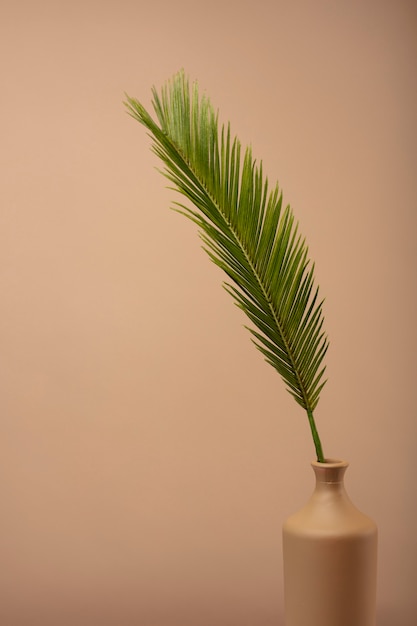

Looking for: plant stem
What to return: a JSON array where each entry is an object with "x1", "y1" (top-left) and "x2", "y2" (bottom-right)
[{"x1": 307, "y1": 409, "x2": 325, "y2": 462}]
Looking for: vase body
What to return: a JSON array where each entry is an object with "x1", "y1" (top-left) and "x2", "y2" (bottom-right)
[{"x1": 282, "y1": 459, "x2": 377, "y2": 626}]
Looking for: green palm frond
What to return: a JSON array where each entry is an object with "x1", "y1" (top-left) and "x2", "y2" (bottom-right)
[{"x1": 125, "y1": 70, "x2": 328, "y2": 461}]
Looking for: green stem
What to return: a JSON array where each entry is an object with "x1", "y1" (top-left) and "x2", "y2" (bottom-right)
[{"x1": 307, "y1": 409, "x2": 325, "y2": 462}]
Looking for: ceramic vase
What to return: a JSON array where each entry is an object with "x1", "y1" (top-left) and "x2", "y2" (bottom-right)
[{"x1": 282, "y1": 459, "x2": 377, "y2": 626}]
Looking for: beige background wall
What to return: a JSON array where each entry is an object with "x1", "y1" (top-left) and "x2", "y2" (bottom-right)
[{"x1": 1, "y1": 1, "x2": 416, "y2": 624}]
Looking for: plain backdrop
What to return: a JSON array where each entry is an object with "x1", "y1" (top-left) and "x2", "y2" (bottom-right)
[{"x1": 1, "y1": 1, "x2": 416, "y2": 625}]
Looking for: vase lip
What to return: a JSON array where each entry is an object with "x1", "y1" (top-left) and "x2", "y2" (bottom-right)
[
  {"x1": 311, "y1": 458, "x2": 349, "y2": 468},
  {"x1": 311, "y1": 459, "x2": 349, "y2": 483}
]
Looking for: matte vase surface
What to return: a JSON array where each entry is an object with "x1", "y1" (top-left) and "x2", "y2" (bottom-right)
[{"x1": 282, "y1": 459, "x2": 377, "y2": 626}]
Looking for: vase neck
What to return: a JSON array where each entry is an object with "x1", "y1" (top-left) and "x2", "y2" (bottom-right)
[{"x1": 311, "y1": 459, "x2": 348, "y2": 485}]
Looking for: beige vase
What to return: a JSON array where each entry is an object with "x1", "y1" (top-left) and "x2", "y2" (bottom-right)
[{"x1": 282, "y1": 459, "x2": 377, "y2": 626}]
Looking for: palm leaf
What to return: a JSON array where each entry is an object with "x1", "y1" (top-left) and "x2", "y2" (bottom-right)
[{"x1": 125, "y1": 70, "x2": 328, "y2": 461}]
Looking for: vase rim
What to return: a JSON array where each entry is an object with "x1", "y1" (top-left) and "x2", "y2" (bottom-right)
[{"x1": 311, "y1": 458, "x2": 349, "y2": 468}]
